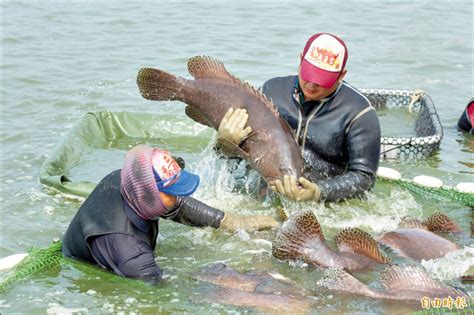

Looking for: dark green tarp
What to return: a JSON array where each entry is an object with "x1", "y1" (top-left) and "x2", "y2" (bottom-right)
[{"x1": 39, "y1": 110, "x2": 174, "y2": 197}]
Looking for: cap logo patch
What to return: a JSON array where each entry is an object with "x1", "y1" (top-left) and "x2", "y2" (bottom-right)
[
  {"x1": 304, "y1": 34, "x2": 345, "y2": 72},
  {"x1": 152, "y1": 149, "x2": 181, "y2": 188}
]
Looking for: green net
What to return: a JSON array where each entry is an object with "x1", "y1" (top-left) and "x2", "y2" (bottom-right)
[
  {"x1": 0, "y1": 240, "x2": 63, "y2": 292},
  {"x1": 412, "y1": 304, "x2": 473, "y2": 315},
  {"x1": 0, "y1": 240, "x2": 157, "y2": 293},
  {"x1": 379, "y1": 178, "x2": 474, "y2": 207}
]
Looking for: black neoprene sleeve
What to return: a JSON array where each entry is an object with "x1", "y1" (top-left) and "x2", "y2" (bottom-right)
[{"x1": 163, "y1": 196, "x2": 225, "y2": 228}]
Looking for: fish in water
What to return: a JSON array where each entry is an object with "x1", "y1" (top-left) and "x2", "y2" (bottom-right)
[
  {"x1": 272, "y1": 211, "x2": 389, "y2": 270},
  {"x1": 319, "y1": 264, "x2": 469, "y2": 301},
  {"x1": 203, "y1": 286, "x2": 314, "y2": 314},
  {"x1": 136, "y1": 56, "x2": 305, "y2": 183},
  {"x1": 193, "y1": 263, "x2": 314, "y2": 313},
  {"x1": 397, "y1": 212, "x2": 461, "y2": 233},
  {"x1": 377, "y1": 212, "x2": 460, "y2": 261},
  {"x1": 193, "y1": 262, "x2": 306, "y2": 296}
]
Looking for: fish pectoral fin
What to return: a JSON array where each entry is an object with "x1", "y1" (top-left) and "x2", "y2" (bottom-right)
[
  {"x1": 423, "y1": 212, "x2": 461, "y2": 233},
  {"x1": 272, "y1": 210, "x2": 324, "y2": 262},
  {"x1": 334, "y1": 228, "x2": 389, "y2": 264},
  {"x1": 293, "y1": 211, "x2": 325, "y2": 241},
  {"x1": 398, "y1": 216, "x2": 428, "y2": 230},
  {"x1": 317, "y1": 268, "x2": 381, "y2": 299},
  {"x1": 379, "y1": 265, "x2": 464, "y2": 298},
  {"x1": 216, "y1": 138, "x2": 249, "y2": 159},
  {"x1": 185, "y1": 106, "x2": 213, "y2": 127}
]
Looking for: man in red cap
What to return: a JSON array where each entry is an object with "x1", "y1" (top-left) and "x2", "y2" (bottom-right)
[
  {"x1": 62, "y1": 145, "x2": 277, "y2": 283},
  {"x1": 218, "y1": 33, "x2": 380, "y2": 202}
]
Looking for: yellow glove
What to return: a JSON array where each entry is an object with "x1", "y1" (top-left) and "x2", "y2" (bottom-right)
[
  {"x1": 219, "y1": 212, "x2": 278, "y2": 232},
  {"x1": 269, "y1": 175, "x2": 321, "y2": 202},
  {"x1": 218, "y1": 108, "x2": 252, "y2": 145}
]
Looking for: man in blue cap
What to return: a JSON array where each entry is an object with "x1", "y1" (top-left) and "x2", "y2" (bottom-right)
[{"x1": 62, "y1": 145, "x2": 277, "y2": 283}]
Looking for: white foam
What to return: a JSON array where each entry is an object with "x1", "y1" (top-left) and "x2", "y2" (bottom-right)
[
  {"x1": 421, "y1": 246, "x2": 474, "y2": 281},
  {"x1": 251, "y1": 238, "x2": 272, "y2": 247},
  {"x1": 43, "y1": 206, "x2": 55, "y2": 215},
  {"x1": 268, "y1": 271, "x2": 292, "y2": 283},
  {"x1": 318, "y1": 189, "x2": 422, "y2": 233},
  {"x1": 47, "y1": 304, "x2": 87, "y2": 315}
]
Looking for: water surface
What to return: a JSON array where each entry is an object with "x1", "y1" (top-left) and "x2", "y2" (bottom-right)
[{"x1": 1, "y1": 1, "x2": 472, "y2": 314}]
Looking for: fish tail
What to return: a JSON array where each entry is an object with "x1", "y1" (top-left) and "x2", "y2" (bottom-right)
[
  {"x1": 334, "y1": 228, "x2": 390, "y2": 264},
  {"x1": 272, "y1": 210, "x2": 324, "y2": 261},
  {"x1": 318, "y1": 268, "x2": 383, "y2": 299},
  {"x1": 136, "y1": 68, "x2": 185, "y2": 101},
  {"x1": 423, "y1": 212, "x2": 461, "y2": 233}
]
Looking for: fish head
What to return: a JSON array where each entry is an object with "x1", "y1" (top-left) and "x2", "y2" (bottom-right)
[{"x1": 254, "y1": 140, "x2": 305, "y2": 183}]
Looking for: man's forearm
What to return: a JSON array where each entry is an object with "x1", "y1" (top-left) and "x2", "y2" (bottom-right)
[
  {"x1": 164, "y1": 196, "x2": 224, "y2": 228},
  {"x1": 317, "y1": 170, "x2": 375, "y2": 202}
]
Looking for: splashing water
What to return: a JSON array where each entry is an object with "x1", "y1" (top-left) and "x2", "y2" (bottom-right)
[{"x1": 421, "y1": 246, "x2": 474, "y2": 281}]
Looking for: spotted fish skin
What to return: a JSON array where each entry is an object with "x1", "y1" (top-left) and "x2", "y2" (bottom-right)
[
  {"x1": 272, "y1": 211, "x2": 388, "y2": 270},
  {"x1": 319, "y1": 265, "x2": 469, "y2": 301}
]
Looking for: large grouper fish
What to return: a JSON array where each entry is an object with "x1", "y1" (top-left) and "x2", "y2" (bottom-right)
[
  {"x1": 319, "y1": 264, "x2": 468, "y2": 301},
  {"x1": 192, "y1": 263, "x2": 315, "y2": 313},
  {"x1": 136, "y1": 56, "x2": 305, "y2": 183},
  {"x1": 272, "y1": 210, "x2": 390, "y2": 270},
  {"x1": 377, "y1": 212, "x2": 461, "y2": 261}
]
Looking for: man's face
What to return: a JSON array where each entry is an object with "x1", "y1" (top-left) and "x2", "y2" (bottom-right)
[{"x1": 297, "y1": 64, "x2": 346, "y2": 101}]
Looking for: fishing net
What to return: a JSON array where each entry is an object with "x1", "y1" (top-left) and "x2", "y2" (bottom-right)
[
  {"x1": 0, "y1": 240, "x2": 63, "y2": 292},
  {"x1": 361, "y1": 89, "x2": 443, "y2": 160},
  {"x1": 412, "y1": 304, "x2": 473, "y2": 315},
  {"x1": 0, "y1": 240, "x2": 156, "y2": 293},
  {"x1": 378, "y1": 178, "x2": 474, "y2": 207}
]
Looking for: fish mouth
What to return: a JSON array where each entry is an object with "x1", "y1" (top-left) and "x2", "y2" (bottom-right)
[
  {"x1": 279, "y1": 167, "x2": 299, "y2": 178},
  {"x1": 263, "y1": 169, "x2": 301, "y2": 185}
]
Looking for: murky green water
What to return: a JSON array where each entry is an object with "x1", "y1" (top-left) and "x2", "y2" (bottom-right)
[{"x1": 1, "y1": 1, "x2": 472, "y2": 314}]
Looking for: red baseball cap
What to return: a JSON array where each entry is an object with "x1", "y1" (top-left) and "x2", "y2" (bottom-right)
[{"x1": 300, "y1": 33, "x2": 348, "y2": 89}]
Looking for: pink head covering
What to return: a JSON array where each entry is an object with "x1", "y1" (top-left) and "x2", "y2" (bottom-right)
[{"x1": 120, "y1": 145, "x2": 168, "y2": 220}]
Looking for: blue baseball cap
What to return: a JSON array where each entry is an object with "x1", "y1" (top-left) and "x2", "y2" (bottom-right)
[{"x1": 151, "y1": 149, "x2": 200, "y2": 196}]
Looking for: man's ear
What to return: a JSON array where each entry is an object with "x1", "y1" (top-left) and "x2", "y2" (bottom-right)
[{"x1": 338, "y1": 70, "x2": 347, "y2": 83}]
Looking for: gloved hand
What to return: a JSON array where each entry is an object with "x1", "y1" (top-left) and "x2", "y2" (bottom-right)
[
  {"x1": 269, "y1": 175, "x2": 321, "y2": 202},
  {"x1": 217, "y1": 108, "x2": 252, "y2": 145},
  {"x1": 219, "y1": 212, "x2": 278, "y2": 232}
]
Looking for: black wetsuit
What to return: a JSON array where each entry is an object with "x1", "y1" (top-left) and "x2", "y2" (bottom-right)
[
  {"x1": 62, "y1": 170, "x2": 224, "y2": 283},
  {"x1": 262, "y1": 76, "x2": 381, "y2": 202}
]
